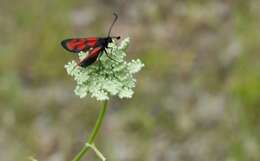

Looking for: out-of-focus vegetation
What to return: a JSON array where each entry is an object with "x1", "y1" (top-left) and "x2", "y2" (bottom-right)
[{"x1": 1, "y1": 0, "x2": 260, "y2": 161}]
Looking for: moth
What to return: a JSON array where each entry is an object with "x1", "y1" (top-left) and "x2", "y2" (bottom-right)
[{"x1": 61, "y1": 13, "x2": 120, "y2": 68}]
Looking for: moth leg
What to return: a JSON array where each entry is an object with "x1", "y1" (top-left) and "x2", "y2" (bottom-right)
[
  {"x1": 104, "y1": 49, "x2": 119, "y2": 62},
  {"x1": 97, "y1": 52, "x2": 105, "y2": 71},
  {"x1": 97, "y1": 58, "x2": 102, "y2": 72},
  {"x1": 103, "y1": 50, "x2": 122, "y2": 80}
]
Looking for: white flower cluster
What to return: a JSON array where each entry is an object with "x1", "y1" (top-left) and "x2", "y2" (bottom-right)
[{"x1": 64, "y1": 38, "x2": 144, "y2": 101}]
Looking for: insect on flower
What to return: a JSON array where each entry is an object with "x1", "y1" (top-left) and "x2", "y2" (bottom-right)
[{"x1": 61, "y1": 13, "x2": 120, "y2": 68}]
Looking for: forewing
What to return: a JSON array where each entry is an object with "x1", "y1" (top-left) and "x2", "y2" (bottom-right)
[
  {"x1": 78, "y1": 46, "x2": 103, "y2": 68},
  {"x1": 61, "y1": 37, "x2": 97, "y2": 53}
]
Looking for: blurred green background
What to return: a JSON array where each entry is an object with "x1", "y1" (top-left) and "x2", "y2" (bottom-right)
[{"x1": 1, "y1": 0, "x2": 260, "y2": 161}]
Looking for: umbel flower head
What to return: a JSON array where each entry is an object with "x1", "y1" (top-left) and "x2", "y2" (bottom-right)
[{"x1": 65, "y1": 37, "x2": 144, "y2": 101}]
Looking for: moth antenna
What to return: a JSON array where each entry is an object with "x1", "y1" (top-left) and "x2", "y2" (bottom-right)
[{"x1": 107, "y1": 13, "x2": 118, "y2": 37}]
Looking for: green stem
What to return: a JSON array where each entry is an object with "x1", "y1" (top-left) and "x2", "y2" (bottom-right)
[{"x1": 71, "y1": 100, "x2": 108, "y2": 161}]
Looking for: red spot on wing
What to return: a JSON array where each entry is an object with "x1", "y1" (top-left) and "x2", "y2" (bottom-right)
[
  {"x1": 84, "y1": 37, "x2": 97, "y2": 47},
  {"x1": 61, "y1": 38, "x2": 97, "y2": 53},
  {"x1": 78, "y1": 47, "x2": 102, "y2": 67},
  {"x1": 87, "y1": 46, "x2": 102, "y2": 58}
]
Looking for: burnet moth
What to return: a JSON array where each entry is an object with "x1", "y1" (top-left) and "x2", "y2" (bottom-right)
[{"x1": 61, "y1": 13, "x2": 120, "y2": 68}]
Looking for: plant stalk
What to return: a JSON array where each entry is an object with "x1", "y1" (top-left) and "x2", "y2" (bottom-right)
[{"x1": 71, "y1": 100, "x2": 108, "y2": 161}]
